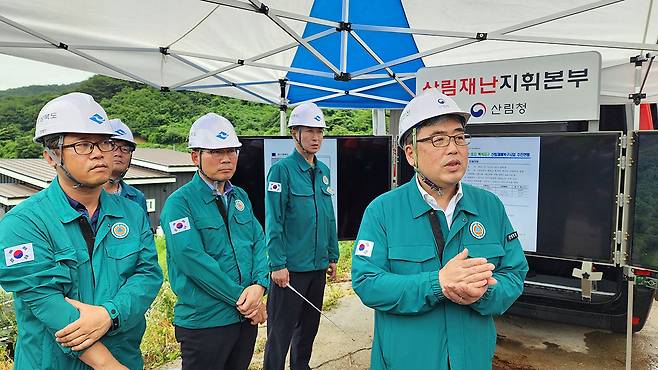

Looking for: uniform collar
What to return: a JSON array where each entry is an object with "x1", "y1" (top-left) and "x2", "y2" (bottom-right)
[
  {"x1": 408, "y1": 178, "x2": 478, "y2": 218},
  {"x1": 453, "y1": 183, "x2": 479, "y2": 217},
  {"x1": 415, "y1": 175, "x2": 463, "y2": 212},
  {"x1": 406, "y1": 180, "x2": 433, "y2": 219},
  {"x1": 119, "y1": 180, "x2": 137, "y2": 198},
  {"x1": 291, "y1": 148, "x2": 315, "y2": 172},
  {"x1": 47, "y1": 177, "x2": 121, "y2": 223},
  {"x1": 191, "y1": 172, "x2": 220, "y2": 204}
]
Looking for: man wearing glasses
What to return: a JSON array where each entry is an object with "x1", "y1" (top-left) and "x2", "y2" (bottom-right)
[
  {"x1": 351, "y1": 91, "x2": 528, "y2": 370},
  {"x1": 0, "y1": 92, "x2": 163, "y2": 369},
  {"x1": 104, "y1": 119, "x2": 148, "y2": 215},
  {"x1": 160, "y1": 113, "x2": 269, "y2": 370}
]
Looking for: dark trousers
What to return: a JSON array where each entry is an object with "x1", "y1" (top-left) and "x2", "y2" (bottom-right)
[
  {"x1": 174, "y1": 321, "x2": 258, "y2": 370},
  {"x1": 264, "y1": 270, "x2": 327, "y2": 370}
]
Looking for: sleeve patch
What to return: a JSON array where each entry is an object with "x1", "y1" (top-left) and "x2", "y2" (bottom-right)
[
  {"x1": 267, "y1": 181, "x2": 282, "y2": 193},
  {"x1": 506, "y1": 231, "x2": 519, "y2": 242},
  {"x1": 169, "y1": 217, "x2": 191, "y2": 235},
  {"x1": 355, "y1": 240, "x2": 374, "y2": 257},
  {"x1": 4, "y1": 243, "x2": 35, "y2": 266}
]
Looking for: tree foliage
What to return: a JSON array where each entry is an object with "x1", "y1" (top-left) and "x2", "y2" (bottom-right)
[{"x1": 0, "y1": 75, "x2": 374, "y2": 158}]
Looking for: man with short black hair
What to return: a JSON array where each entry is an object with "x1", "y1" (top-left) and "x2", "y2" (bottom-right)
[
  {"x1": 352, "y1": 90, "x2": 528, "y2": 370},
  {"x1": 104, "y1": 119, "x2": 148, "y2": 215},
  {"x1": 161, "y1": 113, "x2": 269, "y2": 370},
  {"x1": 0, "y1": 92, "x2": 162, "y2": 370}
]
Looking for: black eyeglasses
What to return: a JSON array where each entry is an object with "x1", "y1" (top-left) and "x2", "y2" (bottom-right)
[
  {"x1": 201, "y1": 148, "x2": 240, "y2": 158},
  {"x1": 61, "y1": 139, "x2": 116, "y2": 155},
  {"x1": 115, "y1": 145, "x2": 135, "y2": 154},
  {"x1": 416, "y1": 133, "x2": 471, "y2": 147}
]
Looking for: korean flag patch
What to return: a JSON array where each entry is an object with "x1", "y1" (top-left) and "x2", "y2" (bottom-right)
[
  {"x1": 169, "y1": 217, "x2": 191, "y2": 235},
  {"x1": 355, "y1": 240, "x2": 374, "y2": 257},
  {"x1": 4, "y1": 243, "x2": 35, "y2": 266},
  {"x1": 268, "y1": 181, "x2": 282, "y2": 193}
]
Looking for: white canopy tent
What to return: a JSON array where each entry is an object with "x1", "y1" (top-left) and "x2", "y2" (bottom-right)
[
  {"x1": 0, "y1": 0, "x2": 656, "y2": 114},
  {"x1": 1, "y1": 2, "x2": 657, "y2": 368}
]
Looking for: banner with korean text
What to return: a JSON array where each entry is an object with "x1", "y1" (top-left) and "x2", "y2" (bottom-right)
[{"x1": 417, "y1": 52, "x2": 601, "y2": 123}]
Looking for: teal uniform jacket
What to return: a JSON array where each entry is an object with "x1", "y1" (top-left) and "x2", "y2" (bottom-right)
[
  {"x1": 0, "y1": 178, "x2": 163, "y2": 370},
  {"x1": 160, "y1": 173, "x2": 269, "y2": 329},
  {"x1": 119, "y1": 180, "x2": 148, "y2": 215},
  {"x1": 351, "y1": 180, "x2": 528, "y2": 370},
  {"x1": 265, "y1": 149, "x2": 339, "y2": 272}
]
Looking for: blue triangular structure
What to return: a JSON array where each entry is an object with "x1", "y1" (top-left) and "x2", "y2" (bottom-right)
[{"x1": 285, "y1": 0, "x2": 423, "y2": 109}]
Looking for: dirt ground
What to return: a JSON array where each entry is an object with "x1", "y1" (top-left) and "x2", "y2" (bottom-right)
[{"x1": 158, "y1": 294, "x2": 658, "y2": 370}]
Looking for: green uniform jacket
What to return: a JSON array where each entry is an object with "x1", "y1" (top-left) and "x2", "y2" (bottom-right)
[
  {"x1": 351, "y1": 180, "x2": 528, "y2": 370},
  {"x1": 119, "y1": 180, "x2": 148, "y2": 215},
  {"x1": 0, "y1": 178, "x2": 163, "y2": 370},
  {"x1": 265, "y1": 149, "x2": 339, "y2": 272},
  {"x1": 160, "y1": 173, "x2": 269, "y2": 329}
]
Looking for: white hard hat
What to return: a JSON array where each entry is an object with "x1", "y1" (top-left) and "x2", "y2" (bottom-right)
[
  {"x1": 188, "y1": 113, "x2": 242, "y2": 149},
  {"x1": 34, "y1": 92, "x2": 115, "y2": 143},
  {"x1": 288, "y1": 102, "x2": 326, "y2": 128},
  {"x1": 109, "y1": 118, "x2": 136, "y2": 145},
  {"x1": 398, "y1": 90, "x2": 470, "y2": 147}
]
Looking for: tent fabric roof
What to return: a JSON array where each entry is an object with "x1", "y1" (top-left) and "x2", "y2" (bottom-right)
[{"x1": 0, "y1": 0, "x2": 657, "y2": 107}]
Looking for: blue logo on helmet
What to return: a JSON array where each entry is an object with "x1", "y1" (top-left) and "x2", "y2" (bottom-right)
[
  {"x1": 437, "y1": 98, "x2": 445, "y2": 104},
  {"x1": 470, "y1": 102, "x2": 487, "y2": 118},
  {"x1": 89, "y1": 114, "x2": 105, "y2": 124},
  {"x1": 115, "y1": 129, "x2": 126, "y2": 135},
  {"x1": 314, "y1": 115, "x2": 321, "y2": 121},
  {"x1": 217, "y1": 131, "x2": 229, "y2": 140}
]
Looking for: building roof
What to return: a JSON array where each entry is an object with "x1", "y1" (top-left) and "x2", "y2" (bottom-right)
[
  {"x1": 0, "y1": 158, "x2": 175, "y2": 188},
  {"x1": 132, "y1": 148, "x2": 196, "y2": 173},
  {"x1": 0, "y1": 183, "x2": 39, "y2": 205}
]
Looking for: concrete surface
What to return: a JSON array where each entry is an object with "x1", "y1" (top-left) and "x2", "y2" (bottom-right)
[{"x1": 158, "y1": 295, "x2": 658, "y2": 370}]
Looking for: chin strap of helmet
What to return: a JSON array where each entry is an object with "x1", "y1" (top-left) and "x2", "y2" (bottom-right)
[
  {"x1": 412, "y1": 128, "x2": 444, "y2": 197},
  {"x1": 293, "y1": 126, "x2": 313, "y2": 156},
  {"x1": 46, "y1": 135, "x2": 86, "y2": 189},
  {"x1": 196, "y1": 149, "x2": 224, "y2": 195},
  {"x1": 108, "y1": 151, "x2": 133, "y2": 185}
]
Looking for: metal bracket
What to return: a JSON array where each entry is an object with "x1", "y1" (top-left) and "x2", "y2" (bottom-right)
[
  {"x1": 630, "y1": 54, "x2": 648, "y2": 66},
  {"x1": 629, "y1": 92, "x2": 647, "y2": 105},
  {"x1": 572, "y1": 261, "x2": 603, "y2": 301},
  {"x1": 618, "y1": 155, "x2": 632, "y2": 169},
  {"x1": 620, "y1": 135, "x2": 628, "y2": 149},
  {"x1": 614, "y1": 249, "x2": 623, "y2": 265},
  {"x1": 336, "y1": 21, "x2": 352, "y2": 32},
  {"x1": 334, "y1": 72, "x2": 352, "y2": 81},
  {"x1": 616, "y1": 193, "x2": 625, "y2": 208}
]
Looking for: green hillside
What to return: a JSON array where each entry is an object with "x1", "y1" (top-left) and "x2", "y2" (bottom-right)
[{"x1": 0, "y1": 75, "x2": 374, "y2": 158}]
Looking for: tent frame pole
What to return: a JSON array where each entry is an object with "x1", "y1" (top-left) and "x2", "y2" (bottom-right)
[
  {"x1": 339, "y1": 0, "x2": 349, "y2": 74},
  {"x1": 350, "y1": 0, "x2": 625, "y2": 78},
  {"x1": 349, "y1": 30, "x2": 415, "y2": 97},
  {"x1": 244, "y1": 0, "x2": 340, "y2": 75},
  {"x1": 170, "y1": 52, "x2": 277, "y2": 104},
  {"x1": 169, "y1": 28, "x2": 334, "y2": 89},
  {"x1": 0, "y1": 14, "x2": 158, "y2": 88}
]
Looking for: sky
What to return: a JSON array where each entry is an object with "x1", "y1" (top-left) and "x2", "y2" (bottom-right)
[{"x1": 0, "y1": 54, "x2": 94, "y2": 91}]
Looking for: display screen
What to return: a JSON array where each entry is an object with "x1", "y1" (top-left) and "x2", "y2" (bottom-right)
[
  {"x1": 233, "y1": 136, "x2": 391, "y2": 240},
  {"x1": 631, "y1": 131, "x2": 658, "y2": 271},
  {"x1": 398, "y1": 133, "x2": 620, "y2": 261}
]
